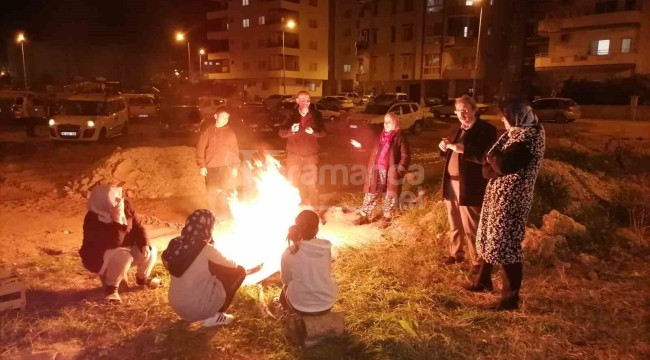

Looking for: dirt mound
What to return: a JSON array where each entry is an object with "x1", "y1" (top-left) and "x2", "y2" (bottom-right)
[
  {"x1": 523, "y1": 210, "x2": 587, "y2": 257},
  {"x1": 65, "y1": 146, "x2": 205, "y2": 199}
]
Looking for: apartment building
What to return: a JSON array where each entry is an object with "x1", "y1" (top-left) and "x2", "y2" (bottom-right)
[
  {"x1": 534, "y1": 0, "x2": 649, "y2": 90},
  {"x1": 330, "y1": 0, "x2": 520, "y2": 101},
  {"x1": 204, "y1": 0, "x2": 329, "y2": 99}
]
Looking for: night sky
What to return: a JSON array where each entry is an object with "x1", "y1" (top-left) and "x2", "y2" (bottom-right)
[{"x1": 0, "y1": 0, "x2": 205, "y2": 61}]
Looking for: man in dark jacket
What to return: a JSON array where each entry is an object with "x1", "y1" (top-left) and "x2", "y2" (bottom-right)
[
  {"x1": 196, "y1": 108, "x2": 241, "y2": 218},
  {"x1": 439, "y1": 95, "x2": 497, "y2": 273},
  {"x1": 278, "y1": 91, "x2": 326, "y2": 209}
]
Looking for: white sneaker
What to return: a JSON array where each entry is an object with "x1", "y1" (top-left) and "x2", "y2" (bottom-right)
[
  {"x1": 202, "y1": 312, "x2": 235, "y2": 327},
  {"x1": 105, "y1": 291, "x2": 122, "y2": 303}
]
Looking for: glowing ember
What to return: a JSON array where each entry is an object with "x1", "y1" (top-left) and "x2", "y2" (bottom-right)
[{"x1": 211, "y1": 154, "x2": 302, "y2": 283}]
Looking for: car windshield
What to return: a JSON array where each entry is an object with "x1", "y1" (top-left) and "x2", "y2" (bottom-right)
[
  {"x1": 363, "y1": 104, "x2": 391, "y2": 115},
  {"x1": 60, "y1": 100, "x2": 106, "y2": 116}
]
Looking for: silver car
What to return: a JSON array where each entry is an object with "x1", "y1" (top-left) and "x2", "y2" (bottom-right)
[{"x1": 531, "y1": 98, "x2": 581, "y2": 123}]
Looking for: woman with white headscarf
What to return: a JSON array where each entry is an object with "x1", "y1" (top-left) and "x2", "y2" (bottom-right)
[
  {"x1": 80, "y1": 185, "x2": 161, "y2": 303},
  {"x1": 465, "y1": 100, "x2": 545, "y2": 311}
]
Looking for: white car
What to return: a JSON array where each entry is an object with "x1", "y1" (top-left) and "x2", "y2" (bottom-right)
[
  {"x1": 48, "y1": 94, "x2": 129, "y2": 141},
  {"x1": 313, "y1": 103, "x2": 341, "y2": 122},
  {"x1": 338, "y1": 92, "x2": 363, "y2": 106},
  {"x1": 125, "y1": 94, "x2": 158, "y2": 119},
  {"x1": 198, "y1": 96, "x2": 227, "y2": 119},
  {"x1": 348, "y1": 102, "x2": 424, "y2": 135}
]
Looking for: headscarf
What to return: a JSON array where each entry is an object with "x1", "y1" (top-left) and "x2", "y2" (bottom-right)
[
  {"x1": 162, "y1": 209, "x2": 216, "y2": 277},
  {"x1": 87, "y1": 185, "x2": 127, "y2": 225},
  {"x1": 500, "y1": 100, "x2": 539, "y2": 129}
]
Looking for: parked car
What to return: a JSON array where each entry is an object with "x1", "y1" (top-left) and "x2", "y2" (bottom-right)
[
  {"x1": 125, "y1": 93, "x2": 158, "y2": 120},
  {"x1": 338, "y1": 92, "x2": 363, "y2": 106},
  {"x1": 430, "y1": 99, "x2": 489, "y2": 119},
  {"x1": 425, "y1": 97, "x2": 444, "y2": 106},
  {"x1": 262, "y1": 94, "x2": 293, "y2": 108},
  {"x1": 48, "y1": 94, "x2": 129, "y2": 141},
  {"x1": 368, "y1": 92, "x2": 409, "y2": 105},
  {"x1": 198, "y1": 96, "x2": 227, "y2": 119},
  {"x1": 318, "y1": 96, "x2": 355, "y2": 111},
  {"x1": 313, "y1": 103, "x2": 341, "y2": 122},
  {"x1": 0, "y1": 91, "x2": 47, "y2": 124},
  {"x1": 348, "y1": 102, "x2": 424, "y2": 136},
  {"x1": 531, "y1": 97, "x2": 581, "y2": 123},
  {"x1": 361, "y1": 94, "x2": 374, "y2": 104},
  {"x1": 231, "y1": 102, "x2": 278, "y2": 134},
  {"x1": 159, "y1": 105, "x2": 203, "y2": 136}
]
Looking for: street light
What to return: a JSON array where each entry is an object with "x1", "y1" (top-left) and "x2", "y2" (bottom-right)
[
  {"x1": 16, "y1": 33, "x2": 27, "y2": 90},
  {"x1": 282, "y1": 19, "x2": 296, "y2": 95},
  {"x1": 175, "y1": 32, "x2": 191, "y2": 81},
  {"x1": 199, "y1": 48, "x2": 205, "y2": 80},
  {"x1": 472, "y1": 1, "x2": 484, "y2": 99}
]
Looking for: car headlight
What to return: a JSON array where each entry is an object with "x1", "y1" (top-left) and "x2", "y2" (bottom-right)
[
  {"x1": 48, "y1": 119, "x2": 56, "y2": 127},
  {"x1": 86, "y1": 120, "x2": 95, "y2": 128}
]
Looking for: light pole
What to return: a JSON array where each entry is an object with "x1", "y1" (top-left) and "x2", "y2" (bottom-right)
[
  {"x1": 472, "y1": 2, "x2": 484, "y2": 99},
  {"x1": 176, "y1": 32, "x2": 191, "y2": 81},
  {"x1": 282, "y1": 20, "x2": 296, "y2": 95},
  {"x1": 17, "y1": 33, "x2": 27, "y2": 90},
  {"x1": 199, "y1": 48, "x2": 205, "y2": 80}
]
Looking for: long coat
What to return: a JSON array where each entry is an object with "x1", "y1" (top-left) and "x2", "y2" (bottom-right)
[
  {"x1": 441, "y1": 120, "x2": 497, "y2": 206},
  {"x1": 363, "y1": 129, "x2": 411, "y2": 196},
  {"x1": 477, "y1": 125, "x2": 546, "y2": 265}
]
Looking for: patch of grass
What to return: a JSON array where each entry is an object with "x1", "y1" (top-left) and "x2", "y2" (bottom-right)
[
  {"x1": 545, "y1": 146, "x2": 650, "y2": 176},
  {"x1": 529, "y1": 172, "x2": 571, "y2": 227}
]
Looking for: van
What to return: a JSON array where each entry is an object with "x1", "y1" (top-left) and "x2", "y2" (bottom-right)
[{"x1": 48, "y1": 93, "x2": 129, "y2": 141}]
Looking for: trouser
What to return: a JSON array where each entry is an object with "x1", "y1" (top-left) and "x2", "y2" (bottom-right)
[
  {"x1": 286, "y1": 154, "x2": 319, "y2": 209},
  {"x1": 360, "y1": 170, "x2": 398, "y2": 219},
  {"x1": 101, "y1": 245, "x2": 157, "y2": 288},
  {"x1": 475, "y1": 262, "x2": 523, "y2": 307},
  {"x1": 210, "y1": 263, "x2": 247, "y2": 313},
  {"x1": 24, "y1": 117, "x2": 39, "y2": 137},
  {"x1": 279, "y1": 287, "x2": 331, "y2": 317},
  {"x1": 444, "y1": 179, "x2": 482, "y2": 265},
  {"x1": 205, "y1": 166, "x2": 234, "y2": 219}
]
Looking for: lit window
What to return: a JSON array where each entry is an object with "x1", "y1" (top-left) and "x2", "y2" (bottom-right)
[
  {"x1": 622, "y1": 38, "x2": 632, "y2": 53},
  {"x1": 308, "y1": 83, "x2": 316, "y2": 91},
  {"x1": 259, "y1": 16, "x2": 265, "y2": 25},
  {"x1": 466, "y1": 0, "x2": 474, "y2": 5},
  {"x1": 243, "y1": 19, "x2": 250, "y2": 28},
  {"x1": 344, "y1": 64, "x2": 352, "y2": 72},
  {"x1": 463, "y1": 26, "x2": 469, "y2": 37},
  {"x1": 589, "y1": 39, "x2": 610, "y2": 55},
  {"x1": 242, "y1": 0, "x2": 249, "y2": 5}
]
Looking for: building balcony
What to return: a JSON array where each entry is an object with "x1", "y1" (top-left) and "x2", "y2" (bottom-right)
[
  {"x1": 538, "y1": 10, "x2": 642, "y2": 34},
  {"x1": 535, "y1": 51, "x2": 639, "y2": 70},
  {"x1": 443, "y1": 64, "x2": 478, "y2": 79}
]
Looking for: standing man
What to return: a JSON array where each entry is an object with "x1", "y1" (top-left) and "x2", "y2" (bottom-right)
[
  {"x1": 196, "y1": 109, "x2": 240, "y2": 219},
  {"x1": 439, "y1": 95, "x2": 496, "y2": 273},
  {"x1": 279, "y1": 91, "x2": 326, "y2": 210},
  {"x1": 23, "y1": 93, "x2": 39, "y2": 137}
]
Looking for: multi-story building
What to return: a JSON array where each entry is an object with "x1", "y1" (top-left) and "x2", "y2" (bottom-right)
[
  {"x1": 534, "y1": 0, "x2": 649, "y2": 92},
  {"x1": 204, "y1": 0, "x2": 329, "y2": 99},
  {"x1": 330, "y1": 0, "x2": 522, "y2": 101}
]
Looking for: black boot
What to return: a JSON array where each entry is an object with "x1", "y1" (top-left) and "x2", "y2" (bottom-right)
[
  {"x1": 464, "y1": 262, "x2": 494, "y2": 292},
  {"x1": 486, "y1": 262, "x2": 522, "y2": 311}
]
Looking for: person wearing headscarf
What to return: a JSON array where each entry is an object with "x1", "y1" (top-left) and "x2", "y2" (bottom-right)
[
  {"x1": 80, "y1": 185, "x2": 161, "y2": 303},
  {"x1": 162, "y1": 209, "x2": 247, "y2": 327},
  {"x1": 353, "y1": 113, "x2": 411, "y2": 229},
  {"x1": 466, "y1": 100, "x2": 546, "y2": 311}
]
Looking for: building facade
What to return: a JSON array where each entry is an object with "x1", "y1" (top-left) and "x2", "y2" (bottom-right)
[
  {"x1": 204, "y1": 0, "x2": 329, "y2": 99},
  {"x1": 534, "y1": 0, "x2": 649, "y2": 93}
]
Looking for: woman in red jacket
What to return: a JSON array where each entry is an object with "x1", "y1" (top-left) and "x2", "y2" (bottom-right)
[{"x1": 80, "y1": 185, "x2": 162, "y2": 303}]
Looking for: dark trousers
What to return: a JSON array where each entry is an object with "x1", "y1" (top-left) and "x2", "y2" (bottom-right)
[
  {"x1": 279, "y1": 287, "x2": 331, "y2": 317},
  {"x1": 286, "y1": 154, "x2": 319, "y2": 209},
  {"x1": 205, "y1": 166, "x2": 233, "y2": 219},
  {"x1": 24, "y1": 117, "x2": 39, "y2": 137},
  {"x1": 475, "y1": 262, "x2": 523, "y2": 307},
  {"x1": 210, "y1": 263, "x2": 246, "y2": 313}
]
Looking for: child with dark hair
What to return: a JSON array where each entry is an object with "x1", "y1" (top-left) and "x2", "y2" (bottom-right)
[{"x1": 279, "y1": 210, "x2": 338, "y2": 316}]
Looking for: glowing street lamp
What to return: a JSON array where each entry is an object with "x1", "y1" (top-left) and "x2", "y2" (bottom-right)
[
  {"x1": 16, "y1": 33, "x2": 28, "y2": 90},
  {"x1": 175, "y1": 32, "x2": 191, "y2": 81},
  {"x1": 282, "y1": 20, "x2": 296, "y2": 95},
  {"x1": 199, "y1": 48, "x2": 205, "y2": 80}
]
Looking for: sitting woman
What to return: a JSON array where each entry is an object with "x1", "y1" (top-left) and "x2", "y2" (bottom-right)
[
  {"x1": 353, "y1": 113, "x2": 411, "y2": 228},
  {"x1": 279, "y1": 210, "x2": 338, "y2": 316},
  {"x1": 467, "y1": 100, "x2": 545, "y2": 311},
  {"x1": 80, "y1": 185, "x2": 162, "y2": 303},
  {"x1": 163, "y1": 209, "x2": 247, "y2": 327}
]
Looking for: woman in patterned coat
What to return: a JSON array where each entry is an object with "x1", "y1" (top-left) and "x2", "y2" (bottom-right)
[{"x1": 465, "y1": 100, "x2": 545, "y2": 311}]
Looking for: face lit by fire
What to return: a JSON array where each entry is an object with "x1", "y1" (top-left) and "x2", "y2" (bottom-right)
[
  {"x1": 454, "y1": 101, "x2": 476, "y2": 128},
  {"x1": 296, "y1": 93, "x2": 311, "y2": 112},
  {"x1": 384, "y1": 114, "x2": 397, "y2": 132},
  {"x1": 214, "y1": 111, "x2": 229, "y2": 128}
]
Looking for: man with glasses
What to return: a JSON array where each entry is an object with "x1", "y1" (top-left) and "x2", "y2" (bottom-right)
[
  {"x1": 439, "y1": 95, "x2": 496, "y2": 274},
  {"x1": 279, "y1": 91, "x2": 326, "y2": 211}
]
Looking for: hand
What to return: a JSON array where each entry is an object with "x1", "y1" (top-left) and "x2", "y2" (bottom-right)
[
  {"x1": 231, "y1": 168, "x2": 238, "y2": 178},
  {"x1": 199, "y1": 167, "x2": 208, "y2": 176},
  {"x1": 141, "y1": 245, "x2": 151, "y2": 260},
  {"x1": 291, "y1": 123, "x2": 300, "y2": 133},
  {"x1": 305, "y1": 127, "x2": 314, "y2": 135},
  {"x1": 439, "y1": 138, "x2": 450, "y2": 151},
  {"x1": 447, "y1": 143, "x2": 464, "y2": 153}
]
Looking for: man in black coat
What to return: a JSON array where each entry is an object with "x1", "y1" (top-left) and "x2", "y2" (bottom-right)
[
  {"x1": 278, "y1": 91, "x2": 326, "y2": 209},
  {"x1": 439, "y1": 95, "x2": 497, "y2": 273}
]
